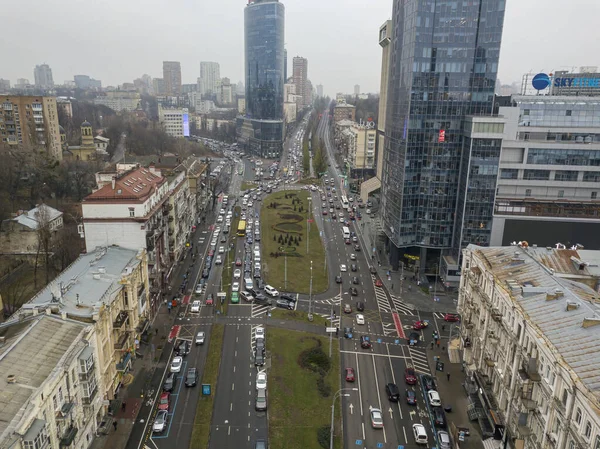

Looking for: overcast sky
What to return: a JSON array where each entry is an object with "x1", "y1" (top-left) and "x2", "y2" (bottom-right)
[{"x1": 3, "y1": 0, "x2": 600, "y2": 96}]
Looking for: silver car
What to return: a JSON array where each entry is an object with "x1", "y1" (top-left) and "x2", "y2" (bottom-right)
[
  {"x1": 153, "y1": 410, "x2": 168, "y2": 433},
  {"x1": 437, "y1": 431, "x2": 451, "y2": 449}
]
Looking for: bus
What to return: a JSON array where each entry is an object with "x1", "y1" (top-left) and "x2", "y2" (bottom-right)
[
  {"x1": 341, "y1": 195, "x2": 349, "y2": 210},
  {"x1": 342, "y1": 226, "x2": 351, "y2": 239},
  {"x1": 237, "y1": 220, "x2": 247, "y2": 237}
]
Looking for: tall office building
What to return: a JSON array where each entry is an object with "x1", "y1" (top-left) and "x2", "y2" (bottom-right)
[
  {"x1": 381, "y1": 0, "x2": 506, "y2": 271},
  {"x1": 354, "y1": 85, "x2": 360, "y2": 96},
  {"x1": 34, "y1": 64, "x2": 54, "y2": 89},
  {"x1": 284, "y1": 48, "x2": 288, "y2": 82},
  {"x1": 316, "y1": 84, "x2": 323, "y2": 98},
  {"x1": 237, "y1": 0, "x2": 285, "y2": 158},
  {"x1": 198, "y1": 62, "x2": 221, "y2": 96},
  {"x1": 292, "y1": 56, "x2": 309, "y2": 108},
  {"x1": 163, "y1": 61, "x2": 182, "y2": 95}
]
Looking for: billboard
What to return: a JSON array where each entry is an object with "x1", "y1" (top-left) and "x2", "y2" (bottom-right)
[{"x1": 183, "y1": 113, "x2": 190, "y2": 137}]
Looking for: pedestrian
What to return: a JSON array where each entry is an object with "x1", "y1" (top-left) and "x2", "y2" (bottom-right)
[
  {"x1": 436, "y1": 339, "x2": 441, "y2": 348},
  {"x1": 447, "y1": 372, "x2": 451, "y2": 381},
  {"x1": 113, "y1": 421, "x2": 118, "y2": 431},
  {"x1": 430, "y1": 341, "x2": 434, "y2": 350},
  {"x1": 391, "y1": 284, "x2": 394, "y2": 290},
  {"x1": 121, "y1": 401, "x2": 126, "y2": 411}
]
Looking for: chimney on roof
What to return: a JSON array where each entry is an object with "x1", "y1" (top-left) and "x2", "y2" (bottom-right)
[{"x1": 112, "y1": 177, "x2": 116, "y2": 190}]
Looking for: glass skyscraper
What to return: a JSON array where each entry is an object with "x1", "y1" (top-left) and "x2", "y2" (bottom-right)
[
  {"x1": 238, "y1": 0, "x2": 285, "y2": 158},
  {"x1": 381, "y1": 0, "x2": 506, "y2": 271}
]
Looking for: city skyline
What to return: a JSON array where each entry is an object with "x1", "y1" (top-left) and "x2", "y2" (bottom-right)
[{"x1": 2, "y1": 0, "x2": 599, "y2": 96}]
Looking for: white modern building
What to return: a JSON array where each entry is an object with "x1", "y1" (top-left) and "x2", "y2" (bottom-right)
[
  {"x1": 196, "y1": 99, "x2": 216, "y2": 114},
  {"x1": 93, "y1": 96, "x2": 139, "y2": 112},
  {"x1": 158, "y1": 105, "x2": 189, "y2": 137},
  {"x1": 457, "y1": 244, "x2": 600, "y2": 449},
  {"x1": 198, "y1": 62, "x2": 221, "y2": 96},
  {"x1": 34, "y1": 64, "x2": 54, "y2": 89}
]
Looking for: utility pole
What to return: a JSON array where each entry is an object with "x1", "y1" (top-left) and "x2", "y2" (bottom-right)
[{"x1": 309, "y1": 260, "x2": 314, "y2": 320}]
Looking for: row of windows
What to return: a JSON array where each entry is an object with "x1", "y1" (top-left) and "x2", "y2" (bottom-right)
[
  {"x1": 527, "y1": 149, "x2": 600, "y2": 166},
  {"x1": 501, "y1": 168, "x2": 600, "y2": 182},
  {"x1": 522, "y1": 189, "x2": 597, "y2": 199}
]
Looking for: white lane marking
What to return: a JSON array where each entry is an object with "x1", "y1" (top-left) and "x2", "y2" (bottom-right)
[
  {"x1": 355, "y1": 352, "x2": 364, "y2": 417},
  {"x1": 386, "y1": 343, "x2": 403, "y2": 420}
]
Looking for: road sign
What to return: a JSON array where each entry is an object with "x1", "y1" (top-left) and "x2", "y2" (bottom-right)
[
  {"x1": 326, "y1": 327, "x2": 337, "y2": 333},
  {"x1": 202, "y1": 384, "x2": 211, "y2": 395}
]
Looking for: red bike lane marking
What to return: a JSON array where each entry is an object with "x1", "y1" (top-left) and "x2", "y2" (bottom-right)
[
  {"x1": 181, "y1": 295, "x2": 191, "y2": 305},
  {"x1": 392, "y1": 312, "x2": 406, "y2": 339},
  {"x1": 168, "y1": 325, "x2": 181, "y2": 343}
]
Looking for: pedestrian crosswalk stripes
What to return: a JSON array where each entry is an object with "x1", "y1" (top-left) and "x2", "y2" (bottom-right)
[
  {"x1": 251, "y1": 303, "x2": 272, "y2": 318},
  {"x1": 390, "y1": 296, "x2": 416, "y2": 316},
  {"x1": 408, "y1": 346, "x2": 431, "y2": 375},
  {"x1": 382, "y1": 322, "x2": 397, "y2": 337},
  {"x1": 433, "y1": 312, "x2": 445, "y2": 320},
  {"x1": 318, "y1": 312, "x2": 340, "y2": 328}
]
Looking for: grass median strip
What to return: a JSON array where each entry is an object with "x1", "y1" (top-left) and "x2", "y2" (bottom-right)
[
  {"x1": 268, "y1": 327, "x2": 341, "y2": 449},
  {"x1": 269, "y1": 308, "x2": 328, "y2": 326},
  {"x1": 189, "y1": 323, "x2": 224, "y2": 449}
]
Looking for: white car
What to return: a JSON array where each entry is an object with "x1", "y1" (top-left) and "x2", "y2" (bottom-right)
[
  {"x1": 233, "y1": 269, "x2": 241, "y2": 279},
  {"x1": 217, "y1": 216, "x2": 223, "y2": 223},
  {"x1": 191, "y1": 300, "x2": 201, "y2": 313},
  {"x1": 170, "y1": 356, "x2": 183, "y2": 373},
  {"x1": 413, "y1": 424, "x2": 428, "y2": 445},
  {"x1": 264, "y1": 285, "x2": 279, "y2": 297},
  {"x1": 340, "y1": 264, "x2": 347, "y2": 272},
  {"x1": 427, "y1": 390, "x2": 442, "y2": 407},
  {"x1": 215, "y1": 255, "x2": 222, "y2": 265},
  {"x1": 232, "y1": 282, "x2": 240, "y2": 292},
  {"x1": 356, "y1": 314, "x2": 365, "y2": 325},
  {"x1": 219, "y1": 246, "x2": 225, "y2": 254},
  {"x1": 370, "y1": 407, "x2": 384, "y2": 428},
  {"x1": 255, "y1": 327, "x2": 265, "y2": 339},
  {"x1": 350, "y1": 254, "x2": 357, "y2": 260},
  {"x1": 256, "y1": 371, "x2": 267, "y2": 390},
  {"x1": 195, "y1": 284, "x2": 203, "y2": 294},
  {"x1": 195, "y1": 331, "x2": 205, "y2": 345},
  {"x1": 153, "y1": 410, "x2": 168, "y2": 433}
]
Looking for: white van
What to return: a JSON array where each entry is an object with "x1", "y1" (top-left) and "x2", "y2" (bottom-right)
[{"x1": 254, "y1": 251, "x2": 261, "y2": 263}]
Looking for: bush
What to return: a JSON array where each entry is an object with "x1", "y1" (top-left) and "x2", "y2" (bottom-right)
[
  {"x1": 316, "y1": 376, "x2": 332, "y2": 397},
  {"x1": 317, "y1": 426, "x2": 330, "y2": 449}
]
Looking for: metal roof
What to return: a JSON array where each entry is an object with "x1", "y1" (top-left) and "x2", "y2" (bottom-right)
[{"x1": 471, "y1": 245, "x2": 600, "y2": 399}]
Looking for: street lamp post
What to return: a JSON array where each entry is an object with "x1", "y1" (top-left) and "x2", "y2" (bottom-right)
[
  {"x1": 309, "y1": 261, "x2": 313, "y2": 318},
  {"x1": 330, "y1": 388, "x2": 358, "y2": 449},
  {"x1": 307, "y1": 196, "x2": 312, "y2": 254}
]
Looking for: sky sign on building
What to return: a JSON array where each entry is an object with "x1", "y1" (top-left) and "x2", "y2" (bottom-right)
[{"x1": 532, "y1": 72, "x2": 600, "y2": 91}]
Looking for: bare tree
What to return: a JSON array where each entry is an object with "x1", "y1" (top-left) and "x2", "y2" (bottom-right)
[
  {"x1": 53, "y1": 225, "x2": 83, "y2": 271},
  {"x1": 33, "y1": 205, "x2": 53, "y2": 288},
  {"x1": 0, "y1": 277, "x2": 30, "y2": 319}
]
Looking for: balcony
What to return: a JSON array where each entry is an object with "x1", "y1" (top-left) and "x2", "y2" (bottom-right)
[
  {"x1": 491, "y1": 309, "x2": 503, "y2": 322},
  {"x1": 113, "y1": 310, "x2": 129, "y2": 329},
  {"x1": 55, "y1": 402, "x2": 75, "y2": 420},
  {"x1": 116, "y1": 352, "x2": 132, "y2": 372},
  {"x1": 81, "y1": 382, "x2": 98, "y2": 405},
  {"x1": 59, "y1": 425, "x2": 78, "y2": 447},
  {"x1": 519, "y1": 357, "x2": 542, "y2": 382},
  {"x1": 114, "y1": 331, "x2": 130, "y2": 350}
]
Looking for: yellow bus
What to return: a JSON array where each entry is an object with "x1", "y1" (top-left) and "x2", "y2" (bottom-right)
[{"x1": 237, "y1": 220, "x2": 246, "y2": 237}]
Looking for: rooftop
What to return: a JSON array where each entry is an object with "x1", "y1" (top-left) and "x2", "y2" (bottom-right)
[
  {"x1": 13, "y1": 204, "x2": 62, "y2": 230},
  {"x1": 24, "y1": 246, "x2": 141, "y2": 317},
  {"x1": 471, "y1": 245, "x2": 600, "y2": 400},
  {"x1": 84, "y1": 166, "x2": 165, "y2": 203},
  {"x1": 0, "y1": 315, "x2": 87, "y2": 442}
]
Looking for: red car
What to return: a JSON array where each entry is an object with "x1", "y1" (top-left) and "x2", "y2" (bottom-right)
[
  {"x1": 444, "y1": 313, "x2": 460, "y2": 322},
  {"x1": 205, "y1": 293, "x2": 214, "y2": 306},
  {"x1": 235, "y1": 258, "x2": 242, "y2": 266},
  {"x1": 375, "y1": 279, "x2": 383, "y2": 288},
  {"x1": 208, "y1": 249, "x2": 214, "y2": 257},
  {"x1": 322, "y1": 210, "x2": 328, "y2": 215},
  {"x1": 404, "y1": 367, "x2": 417, "y2": 385},
  {"x1": 413, "y1": 320, "x2": 429, "y2": 330},
  {"x1": 345, "y1": 367, "x2": 355, "y2": 382},
  {"x1": 158, "y1": 392, "x2": 170, "y2": 411},
  {"x1": 345, "y1": 238, "x2": 351, "y2": 245}
]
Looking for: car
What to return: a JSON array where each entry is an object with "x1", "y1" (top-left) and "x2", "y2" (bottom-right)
[
  {"x1": 202, "y1": 268, "x2": 210, "y2": 278},
  {"x1": 433, "y1": 407, "x2": 446, "y2": 428},
  {"x1": 205, "y1": 294, "x2": 214, "y2": 306},
  {"x1": 236, "y1": 258, "x2": 242, "y2": 266},
  {"x1": 153, "y1": 410, "x2": 168, "y2": 433},
  {"x1": 215, "y1": 255, "x2": 222, "y2": 264},
  {"x1": 444, "y1": 313, "x2": 460, "y2": 322},
  {"x1": 369, "y1": 266, "x2": 377, "y2": 274},
  {"x1": 241, "y1": 291, "x2": 254, "y2": 302},
  {"x1": 255, "y1": 388, "x2": 267, "y2": 411},
  {"x1": 428, "y1": 390, "x2": 442, "y2": 407},
  {"x1": 322, "y1": 209, "x2": 328, "y2": 215},
  {"x1": 254, "y1": 269, "x2": 261, "y2": 279},
  {"x1": 280, "y1": 293, "x2": 296, "y2": 302},
  {"x1": 356, "y1": 314, "x2": 365, "y2": 325},
  {"x1": 220, "y1": 235, "x2": 227, "y2": 243},
  {"x1": 255, "y1": 338, "x2": 265, "y2": 354},
  {"x1": 360, "y1": 335, "x2": 371, "y2": 349},
  {"x1": 255, "y1": 327, "x2": 265, "y2": 339},
  {"x1": 175, "y1": 340, "x2": 190, "y2": 356},
  {"x1": 370, "y1": 407, "x2": 384, "y2": 429},
  {"x1": 232, "y1": 282, "x2": 240, "y2": 292},
  {"x1": 340, "y1": 264, "x2": 347, "y2": 272},
  {"x1": 412, "y1": 423, "x2": 428, "y2": 445},
  {"x1": 264, "y1": 285, "x2": 279, "y2": 297},
  {"x1": 408, "y1": 332, "x2": 420, "y2": 346},
  {"x1": 218, "y1": 246, "x2": 225, "y2": 254},
  {"x1": 405, "y1": 367, "x2": 417, "y2": 385},
  {"x1": 354, "y1": 244, "x2": 361, "y2": 251},
  {"x1": 422, "y1": 374, "x2": 436, "y2": 391},
  {"x1": 345, "y1": 238, "x2": 351, "y2": 244},
  {"x1": 413, "y1": 320, "x2": 429, "y2": 330},
  {"x1": 276, "y1": 299, "x2": 294, "y2": 309},
  {"x1": 437, "y1": 431, "x2": 451, "y2": 449},
  {"x1": 255, "y1": 350, "x2": 265, "y2": 366},
  {"x1": 375, "y1": 279, "x2": 383, "y2": 287},
  {"x1": 350, "y1": 253, "x2": 356, "y2": 260},
  {"x1": 343, "y1": 303, "x2": 352, "y2": 314},
  {"x1": 335, "y1": 275, "x2": 343, "y2": 284},
  {"x1": 338, "y1": 212, "x2": 344, "y2": 218},
  {"x1": 350, "y1": 287, "x2": 358, "y2": 296},
  {"x1": 254, "y1": 294, "x2": 272, "y2": 305},
  {"x1": 254, "y1": 262, "x2": 261, "y2": 270},
  {"x1": 233, "y1": 269, "x2": 241, "y2": 279},
  {"x1": 256, "y1": 371, "x2": 267, "y2": 390},
  {"x1": 406, "y1": 389, "x2": 417, "y2": 405},
  {"x1": 352, "y1": 236, "x2": 358, "y2": 242},
  {"x1": 195, "y1": 331, "x2": 205, "y2": 345},
  {"x1": 385, "y1": 383, "x2": 400, "y2": 401},
  {"x1": 158, "y1": 392, "x2": 170, "y2": 410},
  {"x1": 345, "y1": 367, "x2": 355, "y2": 382},
  {"x1": 185, "y1": 367, "x2": 199, "y2": 387},
  {"x1": 351, "y1": 263, "x2": 358, "y2": 272},
  {"x1": 343, "y1": 327, "x2": 353, "y2": 338},
  {"x1": 356, "y1": 301, "x2": 365, "y2": 311},
  {"x1": 163, "y1": 372, "x2": 177, "y2": 392},
  {"x1": 352, "y1": 276, "x2": 360, "y2": 285},
  {"x1": 190, "y1": 300, "x2": 201, "y2": 313},
  {"x1": 171, "y1": 356, "x2": 183, "y2": 372}
]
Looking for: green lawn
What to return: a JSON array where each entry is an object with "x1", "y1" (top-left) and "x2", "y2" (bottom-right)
[
  {"x1": 269, "y1": 308, "x2": 328, "y2": 326},
  {"x1": 189, "y1": 323, "x2": 224, "y2": 449},
  {"x1": 260, "y1": 190, "x2": 328, "y2": 293},
  {"x1": 268, "y1": 328, "x2": 341, "y2": 449}
]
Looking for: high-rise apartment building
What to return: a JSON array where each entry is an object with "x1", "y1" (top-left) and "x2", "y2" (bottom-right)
[
  {"x1": 284, "y1": 48, "x2": 288, "y2": 82},
  {"x1": 293, "y1": 56, "x2": 309, "y2": 108},
  {"x1": 237, "y1": 0, "x2": 285, "y2": 158},
  {"x1": 316, "y1": 84, "x2": 323, "y2": 98},
  {"x1": 153, "y1": 78, "x2": 165, "y2": 95},
  {"x1": 354, "y1": 84, "x2": 360, "y2": 96},
  {"x1": 163, "y1": 61, "x2": 182, "y2": 96},
  {"x1": 0, "y1": 96, "x2": 62, "y2": 160},
  {"x1": 33, "y1": 64, "x2": 54, "y2": 89},
  {"x1": 198, "y1": 62, "x2": 221, "y2": 96},
  {"x1": 381, "y1": 0, "x2": 506, "y2": 271},
  {"x1": 74, "y1": 75, "x2": 101, "y2": 90},
  {"x1": 220, "y1": 77, "x2": 234, "y2": 105},
  {"x1": 0, "y1": 79, "x2": 10, "y2": 92}
]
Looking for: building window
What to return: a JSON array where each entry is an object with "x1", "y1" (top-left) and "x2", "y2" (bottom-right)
[
  {"x1": 592, "y1": 192, "x2": 598, "y2": 199},
  {"x1": 523, "y1": 109, "x2": 530, "y2": 116},
  {"x1": 129, "y1": 207, "x2": 135, "y2": 217},
  {"x1": 525, "y1": 189, "x2": 532, "y2": 197},
  {"x1": 554, "y1": 170, "x2": 578, "y2": 182},
  {"x1": 585, "y1": 422, "x2": 592, "y2": 438},
  {"x1": 594, "y1": 435, "x2": 600, "y2": 449},
  {"x1": 583, "y1": 172, "x2": 600, "y2": 182},
  {"x1": 566, "y1": 110, "x2": 572, "y2": 116},
  {"x1": 524, "y1": 169, "x2": 550, "y2": 180},
  {"x1": 558, "y1": 190, "x2": 564, "y2": 197},
  {"x1": 575, "y1": 408, "x2": 582, "y2": 425},
  {"x1": 500, "y1": 168, "x2": 518, "y2": 179}
]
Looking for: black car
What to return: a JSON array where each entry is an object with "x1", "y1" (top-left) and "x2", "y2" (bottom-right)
[
  {"x1": 360, "y1": 335, "x2": 371, "y2": 349},
  {"x1": 352, "y1": 276, "x2": 360, "y2": 285},
  {"x1": 433, "y1": 408, "x2": 446, "y2": 428},
  {"x1": 185, "y1": 368, "x2": 198, "y2": 387},
  {"x1": 350, "y1": 287, "x2": 358, "y2": 296},
  {"x1": 406, "y1": 390, "x2": 417, "y2": 405},
  {"x1": 175, "y1": 340, "x2": 190, "y2": 356},
  {"x1": 280, "y1": 293, "x2": 296, "y2": 302},
  {"x1": 221, "y1": 235, "x2": 227, "y2": 243},
  {"x1": 335, "y1": 275, "x2": 342, "y2": 284},
  {"x1": 256, "y1": 338, "x2": 265, "y2": 353},
  {"x1": 202, "y1": 268, "x2": 210, "y2": 278},
  {"x1": 276, "y1": 299, "x2": 293, "y2": 310},
  {"x1": 257, "y1": 279, "x2": 266, "y2": 290},
  {"x1": 254, "y1": 269, "x2": 262, "y2": 279},
  {"x1": 351, "y1": 264, "x2": 358, "y2": 272},
  {"x1": 255, "y1": 350, "x2": 265, "y2": 366},
  {"x1": 343, "y1": 327, "x2": 353, "y2": 339},
  {"x1": 354, "y1": 244, "x2": 361, "y2": 252},
  {"x1": 369, "y1": 266, "x2": 377, "y2": 274},
  {"x1": 356, "y1": 301, "x2": 365, "y2": 311},
  {"x1": 254, "y1": 294, "x2": 272, "y2": 306},
  {"x1": 385, "y1": 383, "x2": 400, "y2": 402},
  {"x1": 163, "y1": 372, "x2": 177, "y2": 392},
  {"x1": 422, "y1": 374, "x2": 436, "y2": 391}
]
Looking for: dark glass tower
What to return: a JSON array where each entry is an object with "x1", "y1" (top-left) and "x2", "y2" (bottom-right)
[
  {"x1": 381, "y1": 0, "x2": 506, "y2": 270},
  {"x1": 238, "y1": 0, "x2": 285, "y2": 158}
]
